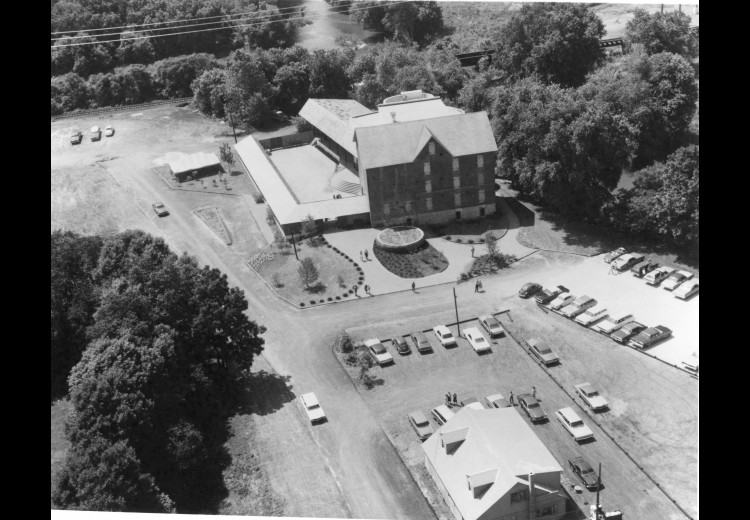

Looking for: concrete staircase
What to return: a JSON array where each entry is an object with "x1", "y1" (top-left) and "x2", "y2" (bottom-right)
[{"x1": 331, "y1": 165, "x2": 362, "y2": 195}]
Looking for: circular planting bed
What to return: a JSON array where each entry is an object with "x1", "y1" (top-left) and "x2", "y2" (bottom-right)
[
  {"x1": 372, "y1": 240, "x2": 449, "y2": 279},
  {"x1": 375, "y1": 226, "x2": 425, "y2": 253}
]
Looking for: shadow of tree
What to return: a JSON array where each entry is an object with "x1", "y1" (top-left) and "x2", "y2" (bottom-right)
[
  {"x1": 233, "y1": 370, "x2": 296, "y2": 417},
  {"x1": 305, "y1": 282, "x2": 327, "y2": 294}
]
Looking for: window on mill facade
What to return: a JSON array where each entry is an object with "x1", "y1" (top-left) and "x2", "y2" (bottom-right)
[
  {"x1": 479, "y1": 189, "x2": 485, "y2": 203},
  {"x1": 424, "y1": 162, "x2": 430, "y2": 175},
  {"x1": 425, "y1": 180, "x2": 432, "y2": 192},
  {"x1": 477, "y1": 154, "x2": 484, "y2": 168},
  {"x1": 429, "y1": 142, "x2": 435, "y2": 155},
  {"x1": 478, "y1": 173, "x2": 484, "y2": 185},
  {"x1": 452, "y1": 157, "x2": 459, "y2": 172},
  {"x1": 426, "y1": 197, "x2": 433, "y2": 210},
  {"x1": 454, "y1": 193, "x2": 461, "y2": 207}
]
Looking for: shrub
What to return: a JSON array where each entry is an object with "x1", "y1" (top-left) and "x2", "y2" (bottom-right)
[
  {"x1": 348, "y1": 290, "x2": 354, "y2": 294},
  {"x1": 445, "y1": 236, "x2": 451, "y2": 240},
  {"x1": 254, "y1": 194, "x2": 265, "y2": 203},
  {"x1": 319, "y1": 299, "x2": 325, "y2": 303},
  {"x1": 335, "y1": 296, "x2": 340, "y2": 300},
  {"x1": 468, "y1": 239, "x2": 475, "y2": 244},
  {"x1": 456, "y1": 238, "x2": 463, "y2": 243},
  {"x1": 337, "y1": 274, "x2": 346, "y2": 287},
  {"x1": 327, "y1": 297, "x2": 332, "y2": 301},
  {"x1": 327, "y1": 244, "x2": 332, "y2": 248},
  {"x1": 479, "y1": 238, "x2": 485, "y2": 243},
  {"x1": 344, "y1": 351, "x2": 358, "y2": 366},
  {"x1": 333, "y1": 247, "x2": 340, "y2": 253},
  {"x1": 342, "y1": 293, "x2": 348, "y2": 297},
  {"x1": 460, "y1": 272, "x2": 471, "y2": 280},
  {"x1": 310, "y1": 300, "x2": 316, "y2": 305}
]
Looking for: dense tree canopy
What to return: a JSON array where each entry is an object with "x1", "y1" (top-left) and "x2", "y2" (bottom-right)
[
  {"x1": 491, "y1": 78, "x2": 634, "y2": 216},
  {"x1": 493, "y1": 2, "x2": 605, "y2": 88},
  {"x1": 351, "y1": 1, "x2": 443, "y2": 44},
  {"x1": 626, "y1": 8, "x2": 699, "y2": 59},
  {"x1": 51, "y1": 230, "x2": 266, "y2": 512}
]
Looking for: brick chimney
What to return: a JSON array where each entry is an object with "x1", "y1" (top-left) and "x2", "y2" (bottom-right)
[{"x1": 527, "y1": 472, "x2": 535, "y2": 520}]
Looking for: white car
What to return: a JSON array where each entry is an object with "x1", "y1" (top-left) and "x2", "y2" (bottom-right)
[
  {"x1": 549, "y1": 293, "x2": 575, "y2": 311},
  {"x1": 561, "y1": 295, "x2": 597, "y2": 318},
  {"x1": 364, "y1": 338, "x2": 393, "y2": 366},
  {"x1": 661, "y1": 269, "x2": 694, "y2": 291},
  {"x1": 464, "y1": 327, "x2": 490, "y2": 353},
  {"x1": 574, "y1": 383, "x2": 609, "y2": 412},
  {"x1": 300, "y1": 392, "x2": 326, "y2": 424},
  {"x1": 644, "y1": 266, "x2": 675, "y2": 286},
  {"x1": 592, "y1": 312, "x2": 634, "y2": 334},
  {"x1": 612, "y1": 253, "x2": 644, "y2": 271},
  {"x1": 433, "y1": 325, "x2": 457, "y2": 347},
  {"x1": 104, "y1": 125, "x2": 115, "y2": 137},
  {"x1": 485, "y1": 393, "x2": 512, "y2": 408},
  {"x1": 431, "y1": 404, "x2": 455, "y2": 426},
  {"x1": 574, "y1": 305, "x2": 609, "y2": 326},
  {"x1": 674, "y1": 278, "x2": 699, "y2": 300},
  {"x1": 556, "y1": 407, "x2": 594, "y2": 442},
  {"x1": 681, "y1": 353, "x2": 699, "y2": 373},
  {"x1": 90, "y1": 125, "x2": 101, "y2": 141}
]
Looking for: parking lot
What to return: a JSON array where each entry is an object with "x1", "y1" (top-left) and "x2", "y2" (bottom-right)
[{"x1": 346, "y1": 284, "x2": 697, "y2": 520}]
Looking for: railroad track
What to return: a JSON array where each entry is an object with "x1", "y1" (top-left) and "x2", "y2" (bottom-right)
[{"x1": 51, "y1": 96, "x2": 193, "y2": 122}]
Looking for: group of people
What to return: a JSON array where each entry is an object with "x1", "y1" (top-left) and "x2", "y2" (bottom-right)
[
  {"x1": 359, "y1": 249, "x2": 370, "y2": 262},
  {"x1": 474, "y1": 279, "x2": 483, "y2": 293},
  {"x1": 443, "y1": 387, "x2": 537, "y2": 408}
]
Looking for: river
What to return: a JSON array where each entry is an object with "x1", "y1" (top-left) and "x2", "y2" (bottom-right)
[{"x1": 282, "y1": 0, "x2": 384, "y2": 50}]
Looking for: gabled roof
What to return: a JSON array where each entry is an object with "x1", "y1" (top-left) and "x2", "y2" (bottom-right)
[
  {"x1": 354, "y1": 112, "x2": 497, "y2": 169},
  {"x1": 422, "y1": 407, "x2": 562, "y2": 520},
  {"x1": 169, "y1": 152, "x2": 221, "y2": 175}
]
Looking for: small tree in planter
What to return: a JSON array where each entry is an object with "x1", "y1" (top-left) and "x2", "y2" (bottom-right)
[
  {"x1": 298, "y1": 257, "x2": 319, "y2": 289},
  {"x1": 300, "y1": 214, "x2": 318, "y2": 238},
  {"x1": 486, "y1": 232, "x2": 499, "y2": 266}
]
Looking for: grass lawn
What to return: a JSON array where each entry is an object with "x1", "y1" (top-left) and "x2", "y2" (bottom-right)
[
  {"x1": 255, "y1": 238, "x2": 363, "y2": 307},
  {"x1": 422, "y1": 209, "x2": 508, "y2": 241},
  {"x1": 372, "y1": 242, "x2": 448, "y2": 279}
]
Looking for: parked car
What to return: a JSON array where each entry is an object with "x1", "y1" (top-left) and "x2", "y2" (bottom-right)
[
  {"x1": 518, "y1": 282, "x2": 542, "y2": 298},
  {"x1": 549, "y1": 293, "x2": 575, "y2": 311},
  {"x1": 629, "y1": 325, "x2": 672, "y2": 349},
  {"x1": 364, "y1": 338, "x2": 393, "y2": 366},
  {"x1": 631, "y1": 261, "x2": 658, "y2": 278},
  {"x1": 574, "y1": 383, "x2": 609, "y2": 412},
  {"x1": 104, "y1": 125, "x2": 115, "y2": 137},
  {"x1": 603, "y1": 247, "x2": 626, "y2": 263},
  {"x1": 527, "y1": 339, "x2": 559, "y2": 366},
  {"x1": 518, "y1": 394, "x2": 547, "y2": 423},
  {"x1": 460, "y1": 397, "x2": 485, "y2": 410},
  {"x1": 612, "y1": 253, "x2": 645, "y2": 271},
  {"x1": 674, "y1": 279, "x2": 699, "y2": 300},
  {"x1": 391, "y1": 336, "x2": 411, "y2": 355},
  {"x1": 485, "y1": 393, "x2": 511, "y2": 408},
  {"x1": 593, "y1": 312, "x2": 634, "y2": 335},
  {"x1": 478, "y1": 314, "x2": 505, "y2": 337},
  {"x1": 574, "y1": 305, "x2": 609, "y2": 327},
  {"x1": 431, "y1": 404, "x2": 455, "y2": 426},
  {"x1": 535, "y1": 285, "x2": 568, "y2": 304},
  {"x1": 561, "y1": 295, "x2": 597, "y2": 318},
  {"x1": 300, "y1": 392, "x2": 326, "y2": 424},
  {"x1": 410, "y1": 331, "x2": 432, "y2": 353},
  {"x1": 644, "y1": 266, "x2": 675, "y2": 286},
  {"x1": 464, "y1": 327, "x2": 491, "y2": 353},
  {"x1": 90, "y1": 125, "x2": 101, "y2": 141},
  {"x1": 611, "y1": 321, "x2": 646, "y2": 343},
  {"x1": 408, "y1": 410, "x2": 434, "y2": 441},
  {"x1": 661, "y1": 269, "x2": 694, "y2": 291},
  {"x1": 681, "y1": 353, "x2": 699, "y2": 374},
  {"x1": 433, "y1": 325, "x2": 457, "y2": 347},
  {"x1": 70, "y1": 130, "x2": 82, "y2": 144},
  {"x1": 569, "y1": 457, "x2": 601, "y2": 490},
  {"x1": 152, "y1": 202, "x2": 169, "y2": 216},
  {"x1": 556, "y1": 407, "x2": 594, "y2": 442}
]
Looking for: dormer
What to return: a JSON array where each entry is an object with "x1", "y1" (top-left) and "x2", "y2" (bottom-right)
[
  {"x1": 466, "y1": 468, "x2": 498, "y2": 498},
  {"x1": 440, "y1": 426, "x2": 470, "y2": 452}
]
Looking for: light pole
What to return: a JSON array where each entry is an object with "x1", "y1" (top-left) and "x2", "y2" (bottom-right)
[
  {"x1": 453, "y1": 287, "x2": 461, "y2": 338},
  {"x1": 290, "y1": 229, "x2": 299, "y2": 261}
]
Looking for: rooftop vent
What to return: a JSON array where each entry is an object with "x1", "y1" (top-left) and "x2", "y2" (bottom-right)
[
  {"x1": 440, "y1": 426, "x2": 469, "y2": 451},
  {"x1": 467, "y1": 468, "x2": 497, "y2": 497}
]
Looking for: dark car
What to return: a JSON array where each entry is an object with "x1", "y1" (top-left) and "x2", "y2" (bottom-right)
[
  {"x1": 518, "y1": 394, "x2": 547, "y2": 423},
  {"x1": 631, "y1": 261, "x2": 658, "y2": 278},
  {"x1": 528, "y1": 339, "x2": 559, "y2": 366},
  {"x1": 611, "y1": 321, "x2": 646, "y2": 343},
  {"x1": 630, "y1": 325, "x2": 672, "y2": 349},
  {"x1": 408, "y1": 410, "x2": 434, "y2": 441},
  {"x1": 569, "y1": 457, "x2": 600, "y2": 490},
  {"x1": 391, "y1": 336, "x2": 411, "y2": 355},
  {"x1": 535, "y1": 285, "x2": 568, "y2": 304},
  {"x1": 519, "y1": 283, "x2": 542, "y2": 298},
  {"x1": 410, "y1": 331, "x2": 432, "y2": 353},
  {"x1": 70, "y1": 130, "x2": 83, "y2": 145}
]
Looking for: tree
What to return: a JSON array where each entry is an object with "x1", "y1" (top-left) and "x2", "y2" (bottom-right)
[
  {"x1": 625, "y1": 8, "x2": 699, "y2": 59},
  {"x1": 233, "y1": 3, "x2": 303, "y2": 49},
  {"x1": 457, "y1": 71, "x2": 497, "y2": 113},
  {"x1": 308, "y1": 48, "x2": 354, "y2": 98},
  {"x1": 298, "y1": 257, "x2": 319, "y2": 289},
  {"x1": 191, "y1": 68, "x2": 227, "y2": 118},
  {"x1": 353, "y1": 73, "x2": 389, "y2": 109},
  {"x1": 116, "y1": 32, "x2": 156, "y2": 65},
  {"x1": 148, "y1": 54, "x2": 218, "y2": 98},
  {"x1": 51, "y1": 72, "x2": 90, "y2": 113},
  {"x1": 219, "y1": 142, "x2": 234, "y2": 170},
  {"x1": 485, "y1": 232, "x2": 498, "y2": 264},
  {"x1": 352, "y1": 1, "x2": 443, "y2": 44},
  {"x1": 300, "y1": 214, "x2": 318, "y2": 237},
  {"x1": 272, "y1": 62, "x2": 311, "y2": 114},
  {"x1": 494, "y1": 2, "x2": 605, "y2": 87},
  {"x1": 222, "y1": 50, "x2": 273, "y2": 128}
]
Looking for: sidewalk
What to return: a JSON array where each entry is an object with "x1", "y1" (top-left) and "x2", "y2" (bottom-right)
[{"x1": 243, "y1": 195, "x2": 275, "y2": 246}]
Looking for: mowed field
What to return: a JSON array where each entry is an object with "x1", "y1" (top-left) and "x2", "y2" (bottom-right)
[{"x1": 345, "y1": 252, "x2": 697, "y2": 520}]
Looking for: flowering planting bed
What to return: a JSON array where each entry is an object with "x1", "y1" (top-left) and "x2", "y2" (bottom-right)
[{"x1": 194, "y1": 205, "x2": 232, "y2": 245}]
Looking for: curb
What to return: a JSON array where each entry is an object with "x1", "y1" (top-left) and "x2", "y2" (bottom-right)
[{"x1": 500, "y1": 318, "x2": 695, "y2": 520}]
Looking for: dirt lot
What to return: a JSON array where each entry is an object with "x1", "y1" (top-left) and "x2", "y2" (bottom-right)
[{"x1": 344, "y1": 253, "x2": 697, "y2": 520}]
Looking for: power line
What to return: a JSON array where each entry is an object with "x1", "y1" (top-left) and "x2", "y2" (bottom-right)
[
  {"x1": 51, "y1": 1, "x2": 407, "y2": 48},
  {"x1": 51, "y1": 1, "x2": 335, "y2": 35}
]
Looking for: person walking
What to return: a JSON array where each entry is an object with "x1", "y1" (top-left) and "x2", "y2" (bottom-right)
[
  {"x1": 478, "y1": 279, "x2": 483, "y2": 292},
  {"x1": 365, "y1": 284, "x2": 370, "y2": 295},
  {"x1": 471, "y1": 245, "x2": 475, "y2": 258},
  {"x1": 532, "y1": 386, "x2": 537, "y2": 399},
  {"x1": 509, "y1": 391, "x2": 514, "y2": 405},
  {"x1": 411, "y1": 281, "x2": 416, "y2": 292},
  {"x1": 364, "y1": 249, "x2": 369, "y2": 261},
  {"x1": 445, "y1": 392, "x2": 451, "y2": 406},
  {"x1": 359, "y1": 250, "x2": 363, "y2": 261},
  {"x1": 353, "y1": 285, "x2": 358, "y2": 296},
  {"x1": 452, "y1": 392, "x2": 458, "y2": 405},
  {"x1": 475, "y1": 280, "x2": 480, "y2": 293}
]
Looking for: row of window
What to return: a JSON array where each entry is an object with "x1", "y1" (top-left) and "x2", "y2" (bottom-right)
[
  {"x1": 382, "y1": 190, "x2": 484, "y2": 214},
  {"x1": 504, "y1": 505, "x2": 559, "y2": 520},
  {"x1": 428, "y1": 142, "x2": 485, "y2": 169},
  {"x1": 424, "y1": 174, "x2": 485, "y2": 191}
]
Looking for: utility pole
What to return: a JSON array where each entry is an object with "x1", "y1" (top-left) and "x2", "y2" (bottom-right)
[
  {"x1": 290, "y1": 229, "x2": 299, "y2": 260},
  {"x1": 453, "y1": 287, "x2": 461, "y2": 338},
  {"x1": 228, "y1": 112, "x2": 237, "y2": 144},
  {"x1": 595, "y1": 462, "x2": 602, "y2": 519}
]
